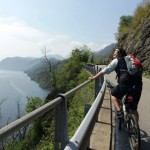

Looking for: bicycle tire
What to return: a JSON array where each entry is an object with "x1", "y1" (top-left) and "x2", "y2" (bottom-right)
[{"x1": 128, "y1": 114, "x2": 141, "y2": 150}]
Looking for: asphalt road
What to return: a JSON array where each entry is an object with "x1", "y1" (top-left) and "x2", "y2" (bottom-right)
[{"x1": 105, "y1": 72, "x2": 150, "y2": 150}]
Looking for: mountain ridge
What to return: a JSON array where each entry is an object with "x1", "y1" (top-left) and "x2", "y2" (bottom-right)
[
  {"x1": 94, "y1": 43, "x2": 116, "y2": 57},
  {"x1": 0, "y1": 44, "x2": 115, "y2": 71},
  {"x1": 0, "y1": 54, "x2": 64, "y2": 71}
]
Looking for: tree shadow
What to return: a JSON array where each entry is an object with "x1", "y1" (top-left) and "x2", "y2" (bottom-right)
[{"x1": 140, "y1": 129, "x2": 150, "y2": 149}]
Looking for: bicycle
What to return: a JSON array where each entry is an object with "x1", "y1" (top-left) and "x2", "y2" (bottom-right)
[{"x1": 118, "y1": 90, "x2": 141, "y2": 150}]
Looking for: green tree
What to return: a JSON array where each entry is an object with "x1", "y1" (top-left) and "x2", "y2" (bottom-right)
[
  {"x1": 118, "y1": 15, "x2": 133, "y2": 34},
  {"x1": 26, "y1": 97, "x2": 43, "y2": 113},
  {"x1": 116, "y1": 1, "x2": 150, "y2": 39},
  {"x1": 55, "y1": 47, "x2": 92, "y2": 92}
]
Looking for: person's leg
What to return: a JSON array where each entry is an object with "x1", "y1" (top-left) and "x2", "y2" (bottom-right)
[
  {"x1": 111, "y1": 85, "x2": 126, "y2": 111},
  {"x1": 111, "y1": 95, "x2": 120, "y2": 111},
  {"x1": 111, "y1": 95, "x2": 124, "y2": 118},
  {"x1": 111, "y1": 85, "x2": 128, "y2": 117},
  {"x1": 132, "y1": 83, "x2": 142, "y2": 123}
]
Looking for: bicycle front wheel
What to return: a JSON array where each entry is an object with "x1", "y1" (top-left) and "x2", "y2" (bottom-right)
[{"x1": 128, "y1": 114, "x2": 141, "y2": 150}]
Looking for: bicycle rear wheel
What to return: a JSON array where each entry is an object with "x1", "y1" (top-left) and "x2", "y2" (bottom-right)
[{"x1": 128, "y1": 114, "x2": 141, "y2": 150}]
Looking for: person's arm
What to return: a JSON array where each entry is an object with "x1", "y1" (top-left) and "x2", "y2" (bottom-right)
[
  {"x1": 89, "y1": 59, "x2": 118, "y2": 81},
  {"x1": 89, "y1": 71, "x2": 104, "y2": 81}
]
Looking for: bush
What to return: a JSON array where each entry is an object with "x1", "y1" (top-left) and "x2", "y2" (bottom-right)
[{"x1": 132, "y1": 1, "x2": 150, "y2": 28}]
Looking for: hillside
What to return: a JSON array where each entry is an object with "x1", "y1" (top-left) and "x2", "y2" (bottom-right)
[
  {"x1": 25, "y1": 57, "x2": 62, "y2": 89},
  {"x1": 116, "y1": 2, "x2": 150, "y2": 72}
]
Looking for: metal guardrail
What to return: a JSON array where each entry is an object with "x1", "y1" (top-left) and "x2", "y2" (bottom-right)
[
  {"x1": 64, "y1": 78, "x2": 106, "y2": 150},
  {"x1": 0, "y1": 64, "x2": 106, "y2": 150}
]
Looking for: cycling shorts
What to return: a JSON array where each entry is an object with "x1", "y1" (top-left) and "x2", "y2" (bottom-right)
[
  {"x1": 111, "y1": 84, "x2": 130, "y2": 99},
  {"x1": 111, "y1": 84, "x2": 142, "y2": 110}
]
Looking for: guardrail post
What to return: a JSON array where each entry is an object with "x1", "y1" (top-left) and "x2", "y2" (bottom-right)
[
  {"x1": 95, "y1": 76, "x2": 104, "y2": 98},
  {"x1": 96, "y1": 65, "x2": 99, "y2": 73},
  {"x1": 84, "y1": 103, "x2": 91, "y2": 117},
  {"x1": 54, "y1": 94, "x2": 69, "y2": 150},
  {"x1": 95, "y1": 78, "x2": 99, "y2": 98}
]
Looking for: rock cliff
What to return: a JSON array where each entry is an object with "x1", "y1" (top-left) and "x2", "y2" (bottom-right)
[{"x1": 116, "y1": 12, "x2": 150, "y2": 72}]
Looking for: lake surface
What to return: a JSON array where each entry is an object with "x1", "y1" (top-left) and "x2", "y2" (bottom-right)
[{"x1": 0, "y1": 70, "x2": 49, "y2": 127}]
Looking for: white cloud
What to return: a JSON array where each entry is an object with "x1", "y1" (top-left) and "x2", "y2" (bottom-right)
[
  {"x1": 69, "y1": 41, "x2": 83, "y2": 47},
  {"x1": 0, "y1": 17, "x2": 77, "y2": 59},
  {"x1": 0, "y1": 17, "x2": 113, "y2": 60},
  {"x1": 0, "y1": 17, "x2": 48, "y2": 59}
]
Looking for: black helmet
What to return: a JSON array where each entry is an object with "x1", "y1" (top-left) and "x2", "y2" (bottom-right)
[{"x1": 118, "y1": 47, "x2": 127, "y2": 57}]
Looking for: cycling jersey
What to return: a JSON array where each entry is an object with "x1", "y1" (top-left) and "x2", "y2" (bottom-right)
[{"x1": 101, "y1": 56, "x2": 142, "y2": 109}]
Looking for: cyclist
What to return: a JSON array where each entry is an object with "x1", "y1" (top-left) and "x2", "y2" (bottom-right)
[{"x1": 89, "y1": 47, "x2": 142, "y2": 121}]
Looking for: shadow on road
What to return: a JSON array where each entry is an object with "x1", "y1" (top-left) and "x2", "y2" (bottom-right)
[{"x1": 140, "y1": 129, "x2": 150, "y2": 149}]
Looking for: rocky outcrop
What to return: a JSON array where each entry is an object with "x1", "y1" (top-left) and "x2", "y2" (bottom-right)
[{"x1": 117, "y1": 12, "x2": 150, "y2": 72}]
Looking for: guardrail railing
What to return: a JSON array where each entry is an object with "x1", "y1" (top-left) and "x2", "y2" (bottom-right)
[
  {"x1": 64, "y1": 78, "x2": 106, "y2": 150},
  {"x1": 0, "y1": 64, "x2": 106, "y2": 150}
]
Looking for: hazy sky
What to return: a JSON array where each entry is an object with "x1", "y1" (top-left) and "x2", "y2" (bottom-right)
[{"x1": 0, "y1": 0, "x2": 142, "y2": 60}]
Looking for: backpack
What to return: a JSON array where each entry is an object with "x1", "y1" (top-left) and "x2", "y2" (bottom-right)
[{"x1": 127, "y1": 54, "x2": 143, "y2": 77}]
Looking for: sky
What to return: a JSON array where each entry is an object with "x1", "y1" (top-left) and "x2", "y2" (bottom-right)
[{"x1": 0, "y1": 0, "x2": 142, "y2": 60}]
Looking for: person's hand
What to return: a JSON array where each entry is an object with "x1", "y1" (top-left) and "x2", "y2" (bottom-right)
[{"x1": 88, "y1": 76, "x2": 94, "y2": 81}]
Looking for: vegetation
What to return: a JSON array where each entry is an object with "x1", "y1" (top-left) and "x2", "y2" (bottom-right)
[
  {"x1": 2, "y1": 1, "x2": 150, "y2": 148},
  {"x1": 55, "y1": 48, "x2": 92, "y2": 92},
  {"x1": 118, "y1": 15, "x2": 133, "y2": 35},
  {"x1": 25, "y1": 57, "x2": 61, "y2": 89},
  {"x1": 117, "y1": 0, "x2": 150, "y2": 38},
  {"x1": 3, "y1": 47, "x2": 95, "y2": 150},
  {"x1": 143, "y1": 71, "x2": 150, "y2": 79},
  {"x1": 132, "y1": 0, "x2": 150, "y2": 28}
]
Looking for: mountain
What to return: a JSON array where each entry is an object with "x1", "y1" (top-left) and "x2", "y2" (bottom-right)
[
  {"x1": 94, "y1": 43, "x2": 116, "y2": 57},
  {"x1": 0, "y1": 54, "x2": 64, "y2": 71},
  {"x1": 0, "y1": 57, "x2": 36, "y2": 71},
  {"x1": 48, "y1": 54, "x2": 64, "y2": 60}
]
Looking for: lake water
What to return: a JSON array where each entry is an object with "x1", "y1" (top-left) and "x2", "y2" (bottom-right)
[{"x1": 0, "y1": 70, "x2": 49, "y2": 127}]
